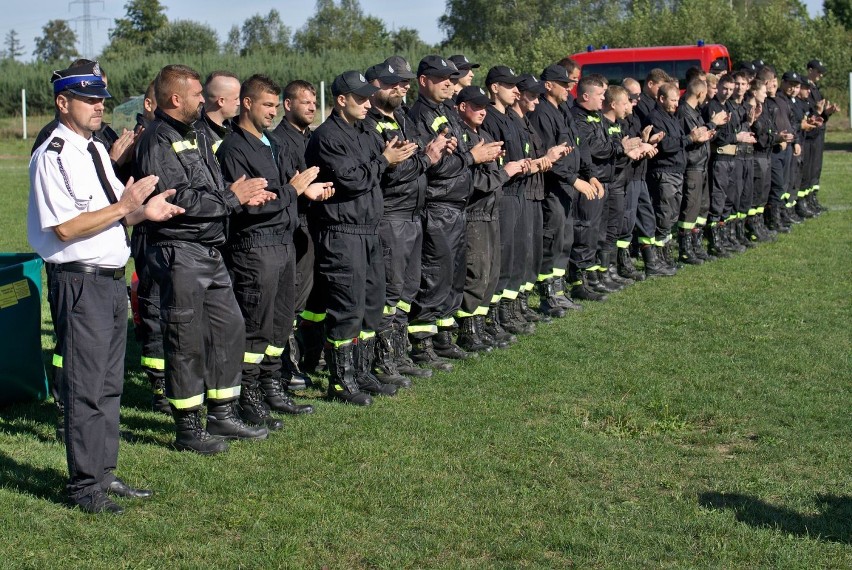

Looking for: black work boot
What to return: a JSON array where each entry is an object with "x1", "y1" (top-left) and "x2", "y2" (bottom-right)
[
  {"x1": 238, "y1": 386, "x2": 283, "y2": 431},
  {"x1": 724, "y1": 221, "x2": 747, "y2": 253},
  {"x1": 692, "y1": 227, "x2": 713, "y2": 261},
  {"x1": 596, "y1": 253, "x2": 624, "y2": 291},
  {"x1": 284, "y1": 332, "x2": 313, "y2": 390},
  {"x1": 296, "y1": 319, "x2": 326, "y2": 373},
  {"x1": 457, "y1": 316, "x2": 493, "y2": 353},
  {"x1": 149, "y1": 374, "x2": 171, "y2": 415},
  {"x1": 553, "y1": 276, "x2": 584, "y2": 310},
  {"x1": 602, "y1": 251, "x2": 633, "y2": 287},
  {"x1": 744, "y1": 215, "x2": 762, "y2": 243},
  {"x1": 585, "y1": 267, "x2": 614, "y2": 294},
  {"x1": 326, "y1": 342, "x2": 372, "y2": 405},
  {"x1": 355, "y1": 337, "x2": 398, "y2": 396},
  {"x1": 537, "y1": 280, "x2": 567, "y2": 318},
  {"x1": 617, "y1": 248, "x2": 646, "y2": 282},
  {"x1": 484, "y1": 306, "x2": 517, "y2": 346},
  {"x1": 706, "y1": 224, "x2": 731, "y2": 258},
  {"x1": 569, "y1": 268, "x2": 608, "y2": 301},
  {"x1": 393, "y1": 324, "x2": 432, "y2": 378},
  {"x1": 474, "y1": 315, "x2": 504, "y2": 349},
  {"x1": 756, "y1": 213, "x2": 777, "y2": 241},
  {"x1": 173, "y1": 408, "x2": 229, "y2": 454},
  {"x1": 434, "y1": 328, "x2": 477, "y2": 359},
  {"x1": 518, "y1": 291, "x2": 548, "y2": 323},
  {"x1": 640, "y1": 245, "x2": 676, "y2": 277},
  {"x1": 411, "y1": 336, "x2": 454, "y2": 372},
  {"x1": 783, "y1": 205, "x2": 802, "y2": 225},
  {"x1": 207, "y1": 400, "x2": 268, "y2": 440},
  {"x1": 734, "y1": 218, "x2": 755, "y2": 248},
  {"x1": 260, "y1": 374, "x2": 314, "y2": 415},
  {"x1": 677, "y1": 230, "x2": 703, "y2": 265},
  {"x1": 499, "y1": 298, "x2": 535, "y2": 335},
  {"x1": 373, "y1": 329, "x2": 412, "y2": 387},
  {"x1": 661, "y1": 241, "x2": 682, "y2": 270}
]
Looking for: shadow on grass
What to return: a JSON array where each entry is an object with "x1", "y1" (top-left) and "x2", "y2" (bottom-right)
[
  {"x1": 0, "y1": 451, "x2": 66, "y2": 503},
  {"x1": 823, "y1": 140, "x2": 851, "y2": 153},
  {"x1": 699, "y1": 491, "x2": 851, "y2": 544}
]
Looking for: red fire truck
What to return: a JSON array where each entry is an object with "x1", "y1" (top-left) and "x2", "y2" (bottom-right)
[{"x1": 569, "y1": 42, "x2": 732, "y2": 89}]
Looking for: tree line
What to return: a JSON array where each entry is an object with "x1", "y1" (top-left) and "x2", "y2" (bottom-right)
[{"x1": 0, "y1": 0, "x2": 849, "y2": 121}]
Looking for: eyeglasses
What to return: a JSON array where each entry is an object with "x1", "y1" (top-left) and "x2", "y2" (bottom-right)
[{"x1": 628, "y1": 95, "x2": 640, "y2": 101}]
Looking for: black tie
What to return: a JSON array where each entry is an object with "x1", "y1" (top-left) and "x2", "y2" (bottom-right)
[{"x1": 87, "y1": 141, "x2": 130, "y2": 244}]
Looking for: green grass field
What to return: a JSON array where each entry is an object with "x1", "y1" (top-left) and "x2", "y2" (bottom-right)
[{"x1": 0, "y1": 133, "x2": 849, "y2": 568}]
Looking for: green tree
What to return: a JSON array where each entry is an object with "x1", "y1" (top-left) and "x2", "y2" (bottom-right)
[
  {"x1": 240, "y1": 9, "x2": 290, "y2": 54},
  {"x1": 149, "y1": 20, "x2": 218, "y2": 55},
  {"x1": 33, "y1": 20, "x2": 79, "y2": 63},
  {"x1": 223, "y1": 25, "x2": 241, "y2": 55},
  {"x1": 293, "y1": 0, "x2": 390, "y2": 53},
  {"x1": 824, "y1": 0, "x2": 852, "y2": 29},
  {"x1": 3, "y1": 30, "x2": 24, "y2": 60},
  {"x1": 390, "y1": 27, "x2": 429, "y2": 53},
  {"x1": 108, "y1": 0, "x2": 168, "y2": 46}
]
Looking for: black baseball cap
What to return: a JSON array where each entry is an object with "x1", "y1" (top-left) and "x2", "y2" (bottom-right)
[
  {"x1": 383, "y1": 55, "x2": 416, "y2": 79},
  {"x1": 540, "y1": 64, "x2": 571, "y2": 83},
  {"x1": 709, "y1": 60, "x2": 728, "y2": 74},
  {"x1": 737, "y1": 61, "x2": 757, "y2": 73},
  {"x1": 517, "y1": 74, "x2": 545, "y2": 95},
  {"x1": 781, "y1": 70, "x2": 804, "y2": 85},
  {"x1": 806, "y1": 59, "x2": 827, "y2": 73},
  {"x1": 365, "y1": 63, "x2": 405, "y2": 84},
  {"x1": 51, "y1": 60, "x2": 111, "y2": 98},
  {"x1": 485, "y1": 65, "x2": 520, "y2": 86},
  {"x1": 331, "y1": 70, "x2": 379, "y2": 98},
  {"x1": 448, "y1": 54, "x2": 481, "y2": 71},
  {"x1": 456, "y1": 86, "x2": 490, "y2": 106},
  {"x1": 417, "y1": 55, "x2": 461, "y2": 78}
]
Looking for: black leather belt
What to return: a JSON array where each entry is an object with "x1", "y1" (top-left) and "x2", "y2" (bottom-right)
[{"x1": 56, "y1": 262, "x2": 126, "y2": 280}]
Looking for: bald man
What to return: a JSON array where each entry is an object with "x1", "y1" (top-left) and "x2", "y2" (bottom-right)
[{"x1": 198, "y1": 70, "x2": 241, "y2": 152}]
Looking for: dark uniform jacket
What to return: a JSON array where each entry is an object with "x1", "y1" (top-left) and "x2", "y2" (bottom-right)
[
  {"x1": 624, "y1": 113, "x2": 648, "y2": 182},
  {"x1": 407, "y1": 95, "x2": 474, "y2": 206},
  {"x1": 765, "y1": 94, "x2": 795, "y2": 147},
  {"x1": 634, "y1": 92, "x2": 656, "y2": 126},
  {"x1": 196, "y1": 111, "x2": 232, "y2": 154},
  {"x1": 528, "y1": 97, "x2": 585, "y2": 192},
  {"x1": 361, "y1": 106, "x2": 431, "y2": 220},
  {"x1": 481, "y1": 106, "x2": 528, "y2": 197},
  {"x1": 647, "y1": 104, "x2": 690, "y2": 173},
  {"x1": 215, "y1": 123, "x2": 298, "y2": 250},
  {"x1": 677, "y1": 102, "x2": 710, "y2": 170},
  {"x1": 703, "y1": 97, "x2": 740, "y2": 158},
  {"x1": 304, "y1": 112, "x2": 387, "y2": 232},
  {"x1": 515, "y1": 111, "x2": 547, "y2": 201},
  {"x1": 750, "y1": 103, "x2": 778, "y2": 154},
  {"x1": 571, "y1": 103, "x2": 623, "y2": 183},
  {"x1": 602, "y1": 115, "x2": 630, "y2": 185},
  {"x1": 776, "y1": 92, "x2": 803, "y2": 144},
  {"x1": 134, "y1": 107, "x2": 240, "y2": 247},
  {"x1": 270, "y1": 118, "x2": 313, "y2": 227},
  {"x1": 461, "y1": 124, "x2": 508, "y2": 221}
]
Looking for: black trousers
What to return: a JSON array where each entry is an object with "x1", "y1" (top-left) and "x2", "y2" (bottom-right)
[
  {"x1": 315, "y1": 229, "x2": 385, "y2": 342},
  {"x1": 598, "y1": 180, "x2": 626, "y2": 255},
  {"x1": 737, "y1": 156, "x2": 753, "y2": 215},
  {"x1": 789, "y1": 152, "x2": 804, "y2": 200},
  {"x1": 410, "y1": 203, "x2": 466, "y2": 335},
  {"x1": 619, "y1": 179, "x2": 651, "y2": 247},
  {"x1": 131, "y1": 229, "x2": 163, "y2": 380},
  {"x1": 571, "y1": 184, "x2": 606, "y2": 269},
  {"x1": 802, "y1": 136, "x2": 818, "y2": 190},
  {"x1": 524, "y1": 198, "x2": 543, "y2": 287},
  {"x1": 769, "y1": 145, "x2": 792, "y2": 206},
  {"x1": 678, "y1": 169, "x2": 705, "y2": 229},
  {"x1": 293, "y1": 218, "x2": 314, "y2": 319},
  {"x1": 225, "y1": 243, "x2": 295, "y2": 389},
  {"x1": 496, "y1": 192, "x2": 526, "y2": 296},
  {"x1": 540, "y1": 188, "x2": 575, "y2": 279},
  {"x1": 648, "y1": 171, "x2": 684, "y2": 241},
  {"x1": 379, "y1": 218, "x2": 422, "y2": 331},
  {"x1": 709, "y1": 157, "x2": 736, "y2": 222},
  {"x1": 459, "y1": 218, "x2": 500, "y2": 316},
  {"x1": 752, "y1": 154, "x2": 772, "y2": 210},
  {"x1": 812, "y1": 129, "x2": 826, "y2": 187},
  {"x1": 148, "y1": 241, "x2": 244, "y2": 410},
  {"x1": 48, "y1": 266, "x2": 126, "y2": 500}
]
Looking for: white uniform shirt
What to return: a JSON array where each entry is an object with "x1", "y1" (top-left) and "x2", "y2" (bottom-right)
[{"x1": 27, "y1": 122, "x2": 130, "y2": 268}]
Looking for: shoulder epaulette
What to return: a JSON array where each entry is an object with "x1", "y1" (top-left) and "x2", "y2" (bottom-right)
[{"x1": 46, "y1": 137, "x2": 65, "y2": 153}]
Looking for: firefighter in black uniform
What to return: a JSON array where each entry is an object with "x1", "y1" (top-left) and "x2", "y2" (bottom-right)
[
  {"x1": 760, "y1": 67, "x2": 796, "y2": 233},
  {"x1": 135, "y1": 64, "x2": 275, "y2": 454},
  {"x1": 482, "y1": 65, "x2": 535, "y2": 334},
  {"x1": 29, "y1": 61, "x2": 182, "y2": 512},
  {"x1": 647, "y1": 82, "x2": 713, "y2": 267},
  {"x1": 217, "y1": 75, "x2": 330, "y2": 428},
  {"x1": 196, "y1": 71, "x2": 239, "y2": 153},
  {"x1": 805, "y1": 59, "x2": 837, "y2": 212},
  {"x1": 528, "y1": 64, "x2": 591, "y2": 314},
  {"x1": 360, "y1": 62, "x2": 446, "y2": 381},
  {"x1": 407, "y1": 56, "x2": 503, "y2": 370},
  {"x1": 776, "y1": 71, "x2": 807, "y2": 225},
  {"x1": 305, "y1": 70, "x2": 418, "y2": 405},
  {"x1": 794, "y1": 79, "x2": 820, "y2": 219},
  {"x1": 455, "y1": 86, "x2": 525, "y2": 350},
  {"x1": 730, "y1": 71, "x2": 759, "y2": 248},
  {"x1": 271, "y1": 80, "x2": 323, "y2": 383},
  {"x1": 745, "y1": 78, "x2": 778, "y2": 242}
]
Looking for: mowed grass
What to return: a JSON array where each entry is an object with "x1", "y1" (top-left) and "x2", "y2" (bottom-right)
[{"x1": 0, "y1": 133, "x2": 849, "y2": 568}]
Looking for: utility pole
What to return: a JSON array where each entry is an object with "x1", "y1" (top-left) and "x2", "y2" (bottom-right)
[{"x1": 69, "y1": 0, "x2": 108, "y2": 59}]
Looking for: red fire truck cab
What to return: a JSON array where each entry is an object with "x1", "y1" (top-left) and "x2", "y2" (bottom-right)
[{"x1": 569, "y1": 43, "x2": 732, "y2": 89}]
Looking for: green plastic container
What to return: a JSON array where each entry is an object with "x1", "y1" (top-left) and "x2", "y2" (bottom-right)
[{"x1": 0, "y1": 253, "x2": 48, "y2": 406}]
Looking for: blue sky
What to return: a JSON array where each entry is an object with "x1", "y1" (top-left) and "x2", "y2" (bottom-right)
[{"x1": 4, "y1": 0, "x2": 827, "y2": 61}]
